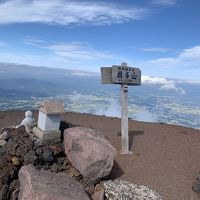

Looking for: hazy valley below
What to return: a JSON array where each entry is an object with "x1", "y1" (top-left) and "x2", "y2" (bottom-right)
[{"x1": 0, "y1": 63, "x2": 200, "y2": 130}]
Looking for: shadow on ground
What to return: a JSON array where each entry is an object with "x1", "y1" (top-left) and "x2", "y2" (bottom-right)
[
  {"x1": 117, "y1": 130, "x2": 144, "y2": 151},
  {"x1": 59, "y1": 121, "x2": 77, "y2": 141},
  {"x1": 107, "y1": 161, "x2": 124, "y2": 180}
]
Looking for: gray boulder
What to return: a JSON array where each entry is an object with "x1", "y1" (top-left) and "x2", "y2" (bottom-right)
[
  {"x1": 18, "y1": 165, "x2": 90, "y2": 200},
  {"x1": 103, "y1": 179, "x2": 162, "y2": 200},
  {"x1": 64, "y1": 127, "x2": 116, "y2": 185}
]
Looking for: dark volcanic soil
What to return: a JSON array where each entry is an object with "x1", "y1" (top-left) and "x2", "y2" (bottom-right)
[
  {"x1": 0, "y1": 126, "x2": 81, "y2": 199},
  {"x1": 0, "y1": 110, "x2": 200, "y2": 200}
]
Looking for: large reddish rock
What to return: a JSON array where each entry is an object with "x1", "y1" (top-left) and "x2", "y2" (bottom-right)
[
  {"x1": 18, "y1": 165, "x2": 90, "y2": 200},
  {"x1": 64, "y1": 127, "x2": 116, "y2": 185}
]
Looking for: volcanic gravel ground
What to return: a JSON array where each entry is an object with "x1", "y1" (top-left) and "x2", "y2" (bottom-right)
[{"x1": 0, "y1": 110, "x2": 200, "y2": 199}]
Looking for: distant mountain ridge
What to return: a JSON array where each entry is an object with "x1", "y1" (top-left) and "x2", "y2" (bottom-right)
[{"x1": 0, "y1": 62, "x2": 98, "y2": 81}]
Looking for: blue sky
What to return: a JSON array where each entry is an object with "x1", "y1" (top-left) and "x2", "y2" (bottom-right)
[{"x1": 0, "y1": 0, "x2": 200, "y2": 80}]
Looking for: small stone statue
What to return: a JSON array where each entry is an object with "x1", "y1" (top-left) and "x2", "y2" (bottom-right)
[{"x1": 16, "y1": 111, "x2": 34, "y2": 133}]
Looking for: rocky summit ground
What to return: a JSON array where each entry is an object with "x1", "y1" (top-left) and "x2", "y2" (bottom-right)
[
  {"x1": 0, "y1": 110, "x2": 200, "y2": 200},
  {"x1": 0, "y1": 126, "x2": 83, "y2": 199}
]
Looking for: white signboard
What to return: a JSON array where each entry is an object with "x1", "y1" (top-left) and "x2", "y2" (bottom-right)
[
  {"x1": 101, "y1": 65, "x2": 141, "y2": 85},
  {"x1": 112, "y1": 65, "x2": 141, "y2": 85}
]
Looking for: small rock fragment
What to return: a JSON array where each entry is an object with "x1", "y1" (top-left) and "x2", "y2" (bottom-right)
[
  {"x1": 42, "y1": 147, "x2": 54, "y2": 163},
  {"x1": 85, "y1": 185, "x2": 95, "y2": 197},
  {"x1": 50, "y1": 163, "x2": 59, "y2": 172},
  {"x1": 12, "y1": 157, "x2": 20, "y2": 166},
  {"x1": 50, "y1": 145, "x2": 63, "y2": 156},
  {"x1": 57, "y1": 157, "x2": 65, "y2": 165},
  {"x1": 35, "y1": 148, "x2": 43, "y2": 157},
  {"x1": 92, "y1": 184, "x2": 105, "y2": 200},
  {"x1": 69, "y1": 167, "x2": 81, "y2": 177},
  {"x1": 0, "y1": 139, "x2": 7, "y2": 147},
  {"x1": 33, "y1": 138, "x2": 42, "y2": 149},
  {"x1": 192, "y1": 181, "x2": 200, "y2": 193},
  {"x1": 24, "y1": 150, "x2": 38, "y2": 165},
  {"x1": 0, "y1": 131, "x2": 8, "y2": 140},
  {"x1": 12, "y1": 188, "x2": 20, "y2": 200}
]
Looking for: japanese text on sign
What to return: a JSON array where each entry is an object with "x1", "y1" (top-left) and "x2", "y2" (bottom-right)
[{"x1": 112, "y1": 65, "x2": 141, "y2": 85}]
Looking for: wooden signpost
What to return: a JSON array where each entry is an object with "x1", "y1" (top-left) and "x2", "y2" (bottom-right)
[{"x1": 101, "y1": 62, "x2": 141, "y2": 154}]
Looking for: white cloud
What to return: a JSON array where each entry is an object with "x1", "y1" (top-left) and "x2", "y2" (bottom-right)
[
  {"x1": 142, "y1": 75, "x2": 185, "y2": 94},
  {"x1": 0, "y1": 41, "x2": 120, "y2": 71},
  {"x1": 138, "y1": 47, "x2": 171, "y2": 53},
  {"x1": 177, "y1": 80, "x2": 200, "y2": 85},
  {"x1": 0, "y1": 41, "x2": 7, "y2": 47},
  {"x1": 160, "y1": 83, "x2": 185, "y2": 94},
  {"x1": 23, "y1": 37, "x2": 117, "y2": 62},
  {"x1": 1, "y1": 35, "x2": 126, "y2": 71},
  {"x1": 48, "y1": 42, "x2": 115, "y2": 61},
  {"x1": 0, "y1": 0, "x2": 148, "y2": 26},
  {"x1": 147, "y1": 45, "x2": 200, "y2": 69},
  {"x1": 22, "y1": 36, "x2": 46, "y2": 46},
  {"x1": 151, "y1": 0, "x2": 177, "y2": 6},
  {"x1": 70, "y1": 71, "x2": 98, "y2": 77},
  {"x1": 142, "y1": 75, "x2": 173, "y2": 85}
]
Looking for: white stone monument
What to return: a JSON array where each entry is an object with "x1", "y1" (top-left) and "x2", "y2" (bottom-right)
[{"x1": 33, "y1": 101, "x2": 65, "y2": 143}]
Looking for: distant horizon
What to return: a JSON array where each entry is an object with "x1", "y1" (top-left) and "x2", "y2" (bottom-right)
[
  {"x1": 1, "y1": 61, "x2": 200, "y2": 84},
  {"x1": 0, "y1": 63, "x2": 200, "y2": 129},
  {"x1": 0, "y1": 0, "x2": 200, "y2": 80}
]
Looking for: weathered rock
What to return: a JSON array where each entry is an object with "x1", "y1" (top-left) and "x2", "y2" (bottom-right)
[
  {"x1": 33, "y1": 138, "x2": 42, "y2": 149},
  {"x1": 64, "y1": 127, "x2": 116, "y2": 185},
  {"x1": 11, "y1": 156, "x2": 20, "y2": 166},
  {"x1": 192, "y1": 181, "x2": 200, "y2": 193},
  {"x1": 35, "y1": 147, "x2": 43, "y2": 157},
  {"x1": 197, "y1": 173, "x2": 200, "y2": 181},
  {"x1": 85, "y1": 185, "x2": 95, "y2": 196},
  {"x1": 0, "y1": 185, "x2": 9, "y2": 200},
  {"x1": 0, "y1": 139, "x2": 7, "y2": 147},
  {"x1": 92, "y1": 184, "x2": 105, "y2": 200},
  {"x1": 9, "y1": 179, "x2": 20, "y2": 200},
  {"x1": 57, "y1": 157, "x2": 65, "y2": 165},
  {"x1": 18, "y1": 165, "x2": 90, "y2": 200},
  {"x1": 6, "y1": 126, "x2": 33, "y2": 157},
  {"x1": 23, "y1": 150, "x2": 38, "y2": 165},
  {"x1": 0, "y1": 131, "x2": 8, "y2": 140},
  {"x1": 0, "y1": 151, "x2": 19, "y2": 200},
  {"x1": 49, "y1": 163, "x2": 59, "y2": 172},
  {"x1": 192, "y1": 172, "x2": 200, "y2": 194},
  {"x1": 56, "y1": 157, "x2": 69, "y2": 171},
  {"x1": 42, "y1": 147, "x2": 54, "y2": 163},
  {"x1": 68, "y1": 166, "x2": 81, "y2": 178},
  {"x1": 12, "y1": 188, "x2": 20, "y2": 200},
  {"x1": 50, "y1": 145, "x2": 63, "y2": 156},
  {"x1": 103, "y1": 179, "x2": 162, "y2": 200}
]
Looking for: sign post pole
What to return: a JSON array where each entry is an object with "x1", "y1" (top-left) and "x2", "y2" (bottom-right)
[
  {"x1": 120, "y1": 83, "x2": 130, "y2": 154},
  {"x1": 101, "y1": 62, "x2": 141, "y2": 155}
]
